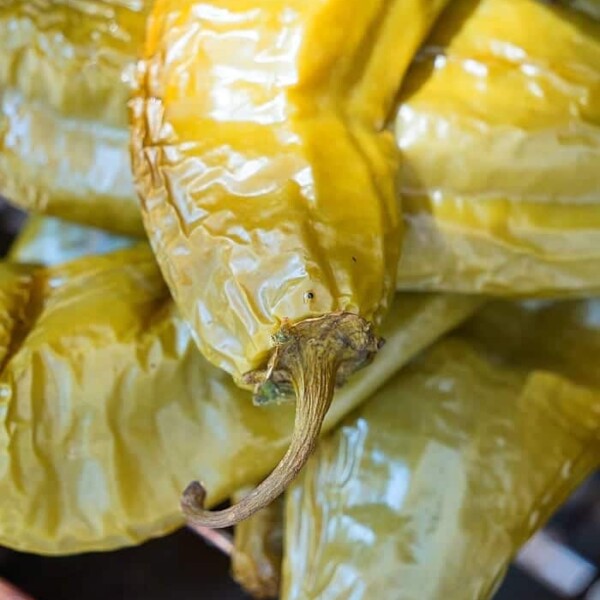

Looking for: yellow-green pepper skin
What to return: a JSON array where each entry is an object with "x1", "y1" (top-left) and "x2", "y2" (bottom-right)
[
  {"x1": 0, "y1": 0, "x2": 147, "y2": 235},
  {"x1": 0, "y1": 245, "x2": 294, "y2": 554},
  {"x1": 0, "y1": 223, "x2": 479, "y2": 553},
  {"x1": 9, "y1": 216, "x2": 134, "y2": 266},
  {"x1": 131, "y1": 0, "x2": 451, "y2": 380},
  {"x1": 283, "y1": 299, "x2": 600, "y2": 600},
  {"x1": 394, "y1": 0, "x2": 600, "y2": 296}
]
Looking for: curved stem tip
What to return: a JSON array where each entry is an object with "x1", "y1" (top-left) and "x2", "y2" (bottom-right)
[{"x1": 181, "y1": 312, "x2": 381, "y2": 529}]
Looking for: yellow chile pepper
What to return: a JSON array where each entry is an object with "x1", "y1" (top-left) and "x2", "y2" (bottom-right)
[
  {"x1": 0, "y1": 0, "x2": 147, "y2": 235},
  {"x1": 0, "y1": 221, "x2": 480, "y2": 553},
  {"x1": 131, "y1": 0, "x2": 451, "y2": 528},
  {"x1": 3, "y1": 0, "x2": 598, "y2": 299},
  {"x1": 0, "y1": 245, "x2": 296, "y2": 554},
  {"x1": 395, "y1": 0, "x2": 600, "y2": 295},
  {"x1": 284, "y1": 299, "x2": 600, "y2": 600}
]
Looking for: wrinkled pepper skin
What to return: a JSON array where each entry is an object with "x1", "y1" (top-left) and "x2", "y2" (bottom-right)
[
  {"x1": 395, "y1": 0, "x2": 600, "y2": 296},
  {"x1": 284, "y1": 300, "x2": 600, "y2": 600},
  {"x1": 0, "y1": 262, "x2": 36, "y2": 366},
  {"x1": 132, "y1": 0, "x2": 455, "y2": 528},
  {"x1": 0, "y1": 0, "x2": 147, "y2": 235},
  {"x1": 132, "y1": 0, "x2": 451, "y2": 380},
  {"x1": 0, "y1": 224, "x2": 480, "y2": 553},
  {"x1": 0, "y1": 246, "x2": 295, "y2": 554}
]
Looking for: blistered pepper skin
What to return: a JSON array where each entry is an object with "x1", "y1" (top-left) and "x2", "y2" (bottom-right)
[
  {"x1": 0, "y1": 0, "x2": 147, "y2": 235},
  {"x1": 283, "y1": 300, "x2": 600, "y2": 600},
  {"x1": 395, "y1": 0, "x2": 600, "y2": 296},
  {"x1": 131, "y1": 0, "x2": 451, "y2": 380},
  {"x1": 0, "y1": 222, "x2": 480, "y2": 554}
]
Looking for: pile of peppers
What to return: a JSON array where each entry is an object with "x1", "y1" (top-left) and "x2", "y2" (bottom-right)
[{"x1": 0, "y1": 0, "x2": 599, "y2": 598}]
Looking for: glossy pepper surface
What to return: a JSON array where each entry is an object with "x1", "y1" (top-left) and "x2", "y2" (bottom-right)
[
  {"x1": 132, "y1": 0, "x2": 452, "y2": 527},
  {"x1": 132, "y1": 0, "x2": 453, "y2": 378},
  {"x1": 0, "y1": 0, "x2": 147, "y2": 235},
  {"x1": 395, "y1": 0, "x2": 600, "y2": 295},
  {"x1": 283, "y1": 299, "x2": 600, "y2": 600},
  {"x1": 1, "y1": 223, "x2": 480, "y2": 553},
  {"x1": 9, "y1": 216, "x2": 134, "y2": 266}
]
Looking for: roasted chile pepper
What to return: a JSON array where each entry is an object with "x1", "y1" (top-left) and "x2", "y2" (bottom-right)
[
  {"x1": 283, "y1": 299, "x2": 600, "y2": 600},
  {"x1": 0, "y1": 218, "x2": 480, "y2": 553},
  {"x1": 4, "y1": 0, "x2": 598, "y2": 297},
  {"x1": 131, "y1": 0, "x2": 451, "y2": 528},
  {"x1": 394, "y1": 0, "x2": 600, "y2": 295},
  {"x1": 0, "y1": 0, "x2": 148, "y2": 235}
]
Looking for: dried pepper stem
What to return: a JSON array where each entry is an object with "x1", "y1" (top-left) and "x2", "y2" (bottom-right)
[{"x1": 181, "y1": 313, "x2": 381, "y2": 529}]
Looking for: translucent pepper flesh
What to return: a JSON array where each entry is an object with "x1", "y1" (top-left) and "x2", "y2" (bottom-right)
[
  {"x1": 0, "y1": 221, "x2": 480, "y2": 553},
  {"x1": 283, "y1": 299, "x2": 600, "y2": 600},
  {"x1": 131, "y1": 0, "x2": 452, "y2": 526},
  {"x1": 0, "y1": 0, "x2": 148, "y2": 235},
  {"x1": 9, "y1": 216, "x2": 134, "y2": 266},
  {"x1": 395, "y1": 0, "x2": 600, "y2": 295}
]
